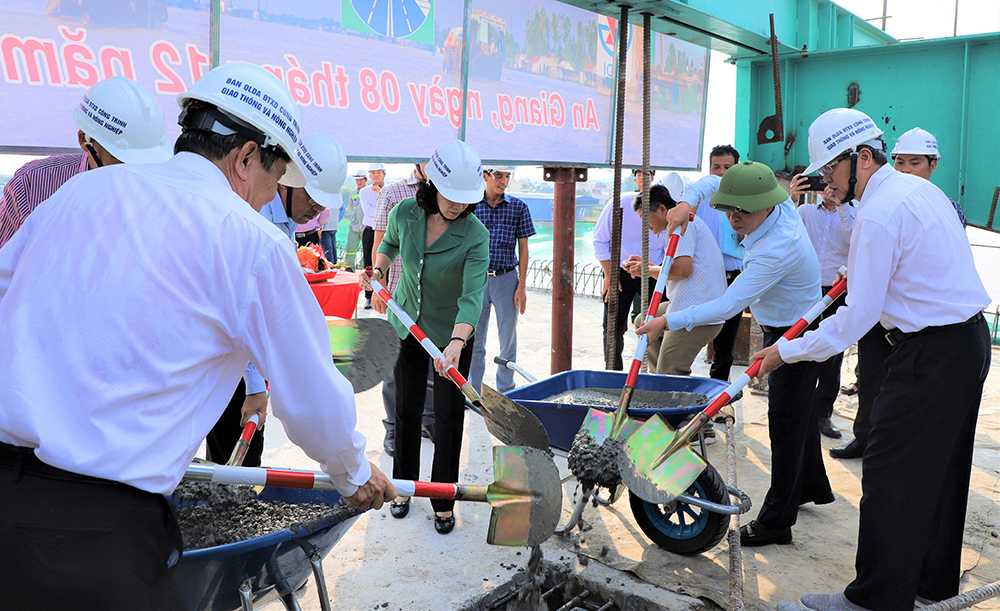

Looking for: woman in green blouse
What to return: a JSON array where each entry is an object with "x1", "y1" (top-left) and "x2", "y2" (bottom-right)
[{"x1": 359, "y1": 141, "x2": 489, "y2": 534}]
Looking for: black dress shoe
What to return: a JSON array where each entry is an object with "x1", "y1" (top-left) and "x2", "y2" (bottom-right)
[
  {"x1": 799, "y1": 492, "x2": 836, "y2": 506},
  {"x1": 389, "y1": 498, "x2": 410, "y2": 519},
  {"x1": 819, "y1": 417, "x2": 843, "y2": 439},
  {"x1": 829, "y1": 438, "x2": 864, "y2": 459},
  {"x1": 383, "y1": 429, "x2": 395, "y2": 456},
  {"x1": 434, "y1": 514, "x2": 455, "y2": 535},
  {"x1": 739, "y1": 520, "x2": 792, "y2": 546}
]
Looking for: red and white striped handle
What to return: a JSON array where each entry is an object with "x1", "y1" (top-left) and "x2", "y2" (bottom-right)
[
  {"x1": 184, "y1": 462, "x2": 476, "y2": 501},
  {"x1": 369, "y1": 276, "x2": 472, "y2": 394},
  {"x1": 226, "y1": 413, "x2": 260, "y2": 467},
  {"x1": 703, "y1": 270, "x2": 848, "y2": 420}
]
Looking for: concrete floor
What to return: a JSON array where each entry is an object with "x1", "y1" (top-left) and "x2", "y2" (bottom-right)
[{"x1": 252, "y1": 286, "x2": 1000, "y2": 611}]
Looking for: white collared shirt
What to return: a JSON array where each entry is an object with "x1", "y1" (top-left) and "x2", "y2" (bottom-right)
[
  {"x1": 592, "y1": 192, "x2": 667, "y2": 267},
  {"x1": 359, "y1": 185, "x2": 380, "y2": 227},
  {"x1": 684, "y1": 174, "x2": 744, "y2": 271},
  {"x1": 780, "y1": 165, "x2": 990, "y2": 363},
  {"x1": 0, "y1": 153, "x2": 370, "y2": 495},
  {"x1": 666, "y1": 199, "x2": 821, "y2": 331},
  {"x1": 797, "y1": 199, "x2": 855, "y2": 286}
]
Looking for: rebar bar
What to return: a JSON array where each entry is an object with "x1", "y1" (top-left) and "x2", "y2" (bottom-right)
[
  {"x1": 922, "y1": 580, "x2": 1000, "y2": 611},
  {"x1": 639, "y1": 12, "x2": 652, "y2": 375},
  {"x1": 605, "y1": 4, "x2": 629, "y2": 370},
  {"x1": 724, "y1": 414, "x2": 745, "y2": 611}
]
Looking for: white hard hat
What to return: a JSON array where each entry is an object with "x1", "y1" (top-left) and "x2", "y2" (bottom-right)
[
  {"x1": 72, "y1": 77, "x2": 172, "y2": 164},
  {"x1": 293, "y1": 133, "x2": 348, "y2": 209},
  {"x1": 352, "y1": 170, "x2": 367, "y2": 179},
  {"x1": 483, "y1": 165, "x2": 516, "y2": 174},
  {"x1": 367, "y1": 162, "x2": 386, "y2": 172},
  {"x1": 176, "y1": 62, "x2": 306, "y2": 187},
  {"x1": 426, "y1": 140, "x2": 486, "y2": 204},
  {"x1": 659, "y1": 172, "x2": 686, "y2": 202},
  {"x1": 891, "y1": 127, "x2": 940, "y2": 159},
  {"x1": 804, "y1": 108, "x2": 884, "y2": 175}
]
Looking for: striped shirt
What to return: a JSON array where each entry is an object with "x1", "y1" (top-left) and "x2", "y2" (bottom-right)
[
  {"x1": 373, "y1": 170, "x2": 422, "y2": 293},
  {"x1": 0, "y1": 153, "x2": 88, "y2": 248}
]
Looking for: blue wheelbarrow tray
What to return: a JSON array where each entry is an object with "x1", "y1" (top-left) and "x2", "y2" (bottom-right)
[
  {"x1": 173, "y1": 487, "x2": 362, "y2": 611},
  {"x1": 504, "y1": 370, "x2": 737, "y2": 453}
]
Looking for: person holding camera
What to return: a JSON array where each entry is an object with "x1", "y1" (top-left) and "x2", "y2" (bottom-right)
[{"x1": 789, "y1": 178, "x2": 856, "y2": 441}]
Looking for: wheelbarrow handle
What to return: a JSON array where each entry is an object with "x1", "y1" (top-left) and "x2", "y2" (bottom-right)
[
  {"x1": 654, "y1": 270, "x2": 848, "y2": 465},
  {"x1": 493, "y1": 356, "x2": 537, "y2": 383}
]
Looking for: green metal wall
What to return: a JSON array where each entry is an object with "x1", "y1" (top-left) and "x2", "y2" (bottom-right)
[{"x1": 735, "y1": 33, "x2": 1000, "y2": 228}]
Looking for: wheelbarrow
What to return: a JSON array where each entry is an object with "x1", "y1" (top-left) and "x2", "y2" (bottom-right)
[
  {"x1": 169, "y1": 487, "x2": 361, "y2": 611},
  {"x1": 495, "y1": 359, "x2": 751, "y2": 556}
]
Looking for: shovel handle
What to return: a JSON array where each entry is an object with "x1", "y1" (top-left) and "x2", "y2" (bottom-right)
[
  {"x1": 184, "y1": 463, "x2": 490, "y2": 502},
  {"x1": 653, "y1": 272, "x2": 848, "y2": 466},
  {"x1": 368, "y1": 276, "x2": 481, "y2": 404},
  {"x1": 611, "y1": 217, "x2": 691, "y2": 434},
  {"x1": 226, "y1": 414, "x2": 260, "y2": 467}
]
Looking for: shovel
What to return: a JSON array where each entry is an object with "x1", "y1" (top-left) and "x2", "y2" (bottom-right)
[
  {"x1": 327, "y1": 318, "x2": 400, "y2": 393},
  {"x1": 578, "y1": 217, "x2": 690, "y2": 445},
  {"x1": 619, "y1": 273, "x2": 849, "y2": 504},
  {"x1": 367, "y1": 276, "x2": 549, "y2": 451},
  {"x1": 184, "y1": 446, "x2": 562, "y2": 547},
  {"x1": 225, "y1": 413, "x2": 260, "y2": 467}
]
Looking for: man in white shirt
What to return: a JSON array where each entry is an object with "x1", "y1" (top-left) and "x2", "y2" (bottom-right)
[
  {"x1": 640, "y1": 161, "x2": 831, "y2": 548},
  {"x1": 792, "y1": 182, "x2": 856, "y2": 440},
  {"x1": 625, "y1": 184, "x2": 726, "y2": 375},
  {"x1": 0, "y1": 62, "x2": 394, "y2": 609},
  {"x1": 752, "y1": 108, "x2": 990, "y2": 611},
  {"x1": 593, "y1": 169, "x2": 665, "y2": 369},
  {"x1": 359, "y1": 162, "x2": 386, "y2": 308}
]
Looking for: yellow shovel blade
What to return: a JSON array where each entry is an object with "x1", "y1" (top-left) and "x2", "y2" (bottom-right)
[{"x1": 617, "y1": 415, "x2": 708, "y2": 504}]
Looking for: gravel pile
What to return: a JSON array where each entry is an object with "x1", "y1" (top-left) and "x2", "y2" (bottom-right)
[{"x1": 541, "y1": 387, "x2": 708, "y2": 411}]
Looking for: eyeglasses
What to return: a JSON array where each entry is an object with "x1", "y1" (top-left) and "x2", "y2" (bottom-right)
[
  {"x1": 714, "y1": 204, "x2": 752, "y2": 215},
  {"x1": 818, "y1": 153, "x2": 851, "y2": 177}
]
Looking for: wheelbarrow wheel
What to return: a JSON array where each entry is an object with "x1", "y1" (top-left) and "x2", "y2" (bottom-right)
[{"x1": 628, "y1": 463, "x2": 729, "y2": 555}]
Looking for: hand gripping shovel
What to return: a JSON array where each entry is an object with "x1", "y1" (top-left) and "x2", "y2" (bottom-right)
[
  {"x1": 226, "y1": 414, "x2": 260, "y2": 467},
  {"x1": 577, "y1": 217, "x2": 690, "y2": 445},
  {"x1": 184, "y1": 446, "x2": 562, "y2": 547},
  {"x1": 327, "y1": 317, "x2": 400, "y2": 393},
  {"x1": 367, "y1": 276, "x2": 549, "y2": 451},
  {"x1": 619, "y1": 273, "x2": 849, "y2": 504}
]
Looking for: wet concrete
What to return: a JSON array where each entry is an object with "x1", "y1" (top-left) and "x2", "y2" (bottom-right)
[
  {"x1": 567, "y1": 431, "x2": 623, "y2": 492},
  {"x1": 541, "y1": 388, "x2": 709, "y2": 411}
]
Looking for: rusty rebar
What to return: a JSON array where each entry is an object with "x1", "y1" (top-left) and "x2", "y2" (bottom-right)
[
  {"x1": 725, "y1": 414, "x2": 745, "y2": 611},
  {"x1": 605, "y1": 5, "x2": 629, "y2": 370},
  {"x1": 640, "y1": 12, "x2": 652, "y2": 361}
]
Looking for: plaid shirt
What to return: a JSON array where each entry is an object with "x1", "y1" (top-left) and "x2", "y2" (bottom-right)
[
  {"x1": 0, "y1": 153, "x2": 88, "y2": 248},
  {"x1": 473, "y1": 193, "x2": 536, "y2": 271},
  {"x1": 373, "y1": 170, "x2": 422, "y2": 293}
]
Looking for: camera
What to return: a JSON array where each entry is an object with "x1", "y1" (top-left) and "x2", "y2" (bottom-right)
[{"x1": 803, "y1": 175, "x2": 827, "y2": 192}]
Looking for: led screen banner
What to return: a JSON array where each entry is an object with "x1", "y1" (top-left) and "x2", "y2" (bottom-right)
[{"x1": 1, "y1": 0, "x2": 709, "y2": 168}]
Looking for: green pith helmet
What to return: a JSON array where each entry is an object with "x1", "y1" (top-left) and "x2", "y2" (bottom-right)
[{"x1": 710, "y1": 161, "x2": 789, "y2": 212}]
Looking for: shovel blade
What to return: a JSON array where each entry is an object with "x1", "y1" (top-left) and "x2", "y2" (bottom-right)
[
  {"x1": 618, "y1": 415, "x2": 707, "y2": 504},
  {"x1": 486, "y1": 446, "x2": 562, "y2": 547},
  {"x1": 578, "y1": 407, "x2": 641, "y2": 443},
  {"x1": 479, "y1": 384, "x2": 550, "y2": 451},
  {"x1": 327, "y1": 318, "x2": 400, "y2": 393}
]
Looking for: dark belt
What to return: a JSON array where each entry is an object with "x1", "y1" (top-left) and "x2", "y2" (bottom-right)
[
  {"x1": 884, "y1": 312, "x2": 984, "y2": 347},
  {"x1": 0, "y1": 441, "x2": 124, "y2": 486},
  {"x1": 487, "y1": 266, "x2": 517, "y2": 277}
]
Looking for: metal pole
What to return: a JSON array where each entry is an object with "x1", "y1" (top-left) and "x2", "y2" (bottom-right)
[
  {"x1": 605, "y1": 4, "x2": 629, "y2": 371},
  {"x1": 953, "y1": 0, "x2": 959, "y2": 37},
  {"x1": 640, "y1": 13, "x2": 651, "y2": 372},
  {"x1": 544, "y1": 167, "x2": 587, "y2": 375},
  {"x1": 881, "y1": 0, "x2": 888, "y2": 31},
  {"x1": 458, "y1": 0, "x2": 473, "y2": 141},
  {"x1": 210, "y1": 0, "x2": 221, "y2": 67}
]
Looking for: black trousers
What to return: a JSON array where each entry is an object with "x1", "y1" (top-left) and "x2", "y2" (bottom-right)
[
  {"x1": 709, "y1": 269, "x2": 742, "y2": 381},
  {"x1": 602, "y1": 271, "x2": 656, "y2": 370},
  {"x1": 393, "y1": 334, "x2": 474, "y2": 513},
  {"x1": 845, "y1": 318, "x2": 989, "y2": 610},
  {"x1": 812, "y1": 287, "x2": 847, "y2": 420},
  {"x1": 755, "y1": 327, "x2": 831, "y2": 529},
  {"x1": 205, "y1": 378, "x2": 264, "y2": 467},
  {"x1": 0, "y1": 444, "x2": 189, "y2": 610},
  {"x1": 361, "y1": 226, "x2": 375, "y2": 299},
  {"x1": 851, "y1": 322, "x2": 893, "y2": 448}
]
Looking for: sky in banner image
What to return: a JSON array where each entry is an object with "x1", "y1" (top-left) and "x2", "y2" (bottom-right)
[
  {"x1": 0, "y1": 0, "x2": 211, "y2": 150},
  {"x1": 461, "y1": 2, "x2": 708, "y2": 168}
]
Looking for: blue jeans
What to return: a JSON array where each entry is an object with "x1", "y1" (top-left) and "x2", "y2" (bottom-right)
[
  {"x1": 469, "y1": 270, "x2": 520, "y2": 393},
  {"x1": 320, "y1": 230, "x2": 337, "y2": 264}
]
